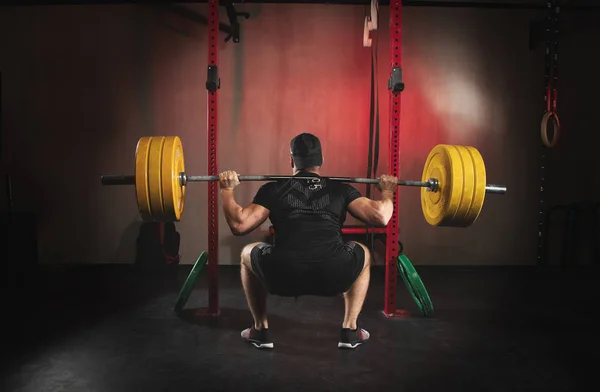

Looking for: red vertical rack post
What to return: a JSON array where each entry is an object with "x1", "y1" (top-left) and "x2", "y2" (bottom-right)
[
  {"x1": 384, "y1": 0, "x2": 408, "y2": 318},
  {"x1": 198, "y1": 0, "x2": 220, "y2": 317}
]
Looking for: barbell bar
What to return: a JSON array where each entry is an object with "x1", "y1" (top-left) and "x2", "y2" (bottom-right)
[
  {"x1": 101, "y1": 174, "x2": 506, "y2": 195},
  {"x1": 100, "y1": 136, "x2": 507, "y2": 226}
]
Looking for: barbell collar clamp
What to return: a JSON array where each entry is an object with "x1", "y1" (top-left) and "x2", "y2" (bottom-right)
[{"x1": 426, "y1": 178, "x2": 438, "y2": 192}]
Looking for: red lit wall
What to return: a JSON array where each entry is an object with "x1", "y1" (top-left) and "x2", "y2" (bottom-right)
[{"x1": 0, "y1": 4, "x2": 597, "y2": 265}]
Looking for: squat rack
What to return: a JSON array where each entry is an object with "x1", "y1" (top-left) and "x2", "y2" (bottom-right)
[{"x1": 200, "y1": 0, "x2": 405, "y2": 318}]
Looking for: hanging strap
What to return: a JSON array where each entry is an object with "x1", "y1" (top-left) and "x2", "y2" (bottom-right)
[
  {"x1": 365, "y1": 7, "x2": 380, "y2": 251},
  {"x1": 366, "y1": 43, "x2": 375, "y2": 199},
  {"x1": 373, "y1": 30, "x2": 380, "y2": 184},
  {"x1": 367, "y1": 12, "x2": 380, "y2": 192},
  {"x1": 370, "y1": 28, "x2": 381, "y2": 250}
]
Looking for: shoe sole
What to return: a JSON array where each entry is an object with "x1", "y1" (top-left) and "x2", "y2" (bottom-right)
[
  {"x1": 250, "y1": 342, "x2": 274, "y2": 349},
  {"x1": 337, "y1": 341, "x2": 366, "y2": 349}
]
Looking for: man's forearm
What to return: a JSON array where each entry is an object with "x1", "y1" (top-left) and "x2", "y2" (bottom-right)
[
  {"x1": 220, "y1": 189, "x2": 244, "y2": 227},
  {"x1": 376, "y1": 190, "x2": 395, "y2": 224}
]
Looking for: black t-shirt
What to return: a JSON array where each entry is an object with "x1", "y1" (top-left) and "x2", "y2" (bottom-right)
[{"x1": 253, "y1": 172, "x2": 361, "y2": 262}]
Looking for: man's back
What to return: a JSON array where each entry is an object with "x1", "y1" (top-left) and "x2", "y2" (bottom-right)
[{"x1": 253, "y1": 172, "x2": 361, "y2": 261}]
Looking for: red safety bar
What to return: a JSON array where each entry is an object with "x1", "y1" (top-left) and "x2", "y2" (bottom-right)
[
  {"x1": 384, "y1": 0, "x2": 408, "y2": 318},
  {"x1": 268, "y1": 226, "x2": 387, "y2": 236},
  {"x1": 198, "y1": 0, "x2": 220, "y2": 317}
]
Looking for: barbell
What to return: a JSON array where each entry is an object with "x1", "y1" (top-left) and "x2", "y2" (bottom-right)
[{"x1": 100, "y1": 136, "x2": 507, "y2": 227}]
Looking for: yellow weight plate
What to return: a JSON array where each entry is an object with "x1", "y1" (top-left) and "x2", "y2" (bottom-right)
[
  {"x1": 452, "y1": 145, "x2": 476, "y2": 227},
  {"x1": 135, "y1": 137, "x2": 152, "y2": 221},
  {"x1": 463, "y1": 146, "x2": 486, "y2": 226},
  {"x1": 161, "y1": 136, "x2": 186, "y2": 221},
  {"x1": 147, "y1": 136, "x2": 166, "y2": 221},
  {"x1": 420, "y1": 144, "x2": 465, "y2": 226}
]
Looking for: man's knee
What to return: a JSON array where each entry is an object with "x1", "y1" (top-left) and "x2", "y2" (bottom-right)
[{"x1": 240, "y1": 242, "x2": 265, "y2": 268}]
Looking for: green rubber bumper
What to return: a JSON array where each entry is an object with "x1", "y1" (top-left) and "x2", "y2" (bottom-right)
[
  {"x1": 174, "y1": 251, "x2": 208, "y2": 314},
  {"x1": 397, "y1": 253, "x2": 434, "y2": 317}
]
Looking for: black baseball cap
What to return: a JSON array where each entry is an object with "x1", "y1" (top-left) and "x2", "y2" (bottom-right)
[{"x1": 290, "y1": 133, "x2": 323, "y2": 169}]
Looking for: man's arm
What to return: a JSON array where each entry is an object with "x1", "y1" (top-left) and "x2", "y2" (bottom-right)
[
  {"x1": 347, "y1": 175, "x2": 397, "y2": 227},
  {"x1": 347, "y1": 192, "x2": 394, "y2": 227},
  {"x1": 221, "y1": 189, "x2": 270, "y2": 236}
]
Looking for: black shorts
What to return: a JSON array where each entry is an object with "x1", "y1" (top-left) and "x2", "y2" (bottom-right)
[{"x1": 249, "y1": 242, "x2": 366, "y2": 297}]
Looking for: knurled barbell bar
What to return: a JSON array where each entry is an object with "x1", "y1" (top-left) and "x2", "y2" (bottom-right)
[{"x1": 100, "y1": 136, "x2": 507, "y2": 226}]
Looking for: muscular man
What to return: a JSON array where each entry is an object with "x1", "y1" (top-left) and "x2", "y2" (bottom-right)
[{"x1": 218, "y1": 133, "x2": 397, "y2": 350}]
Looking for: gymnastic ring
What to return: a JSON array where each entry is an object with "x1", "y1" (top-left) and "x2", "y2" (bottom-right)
[{"x1": 541, "y1": 111, "x2": 561, "y2": 148}]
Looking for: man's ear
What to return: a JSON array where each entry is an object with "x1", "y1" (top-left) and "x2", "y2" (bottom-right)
[{"x1": 290, "y1": 156, "x2": 294, "y2": 169}]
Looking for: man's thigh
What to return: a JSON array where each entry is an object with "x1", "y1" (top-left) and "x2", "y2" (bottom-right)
[
  {"x1": 315, "y1": 242, "x2": 366, "y2": 294},
  {"x1": 246, "y1": 242, "x2": 274, "y2": 290}
]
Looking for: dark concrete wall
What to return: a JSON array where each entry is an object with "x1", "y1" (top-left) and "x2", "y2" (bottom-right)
[{"x1": 0, "y1": 4, "x2": 597, "y2": 265}]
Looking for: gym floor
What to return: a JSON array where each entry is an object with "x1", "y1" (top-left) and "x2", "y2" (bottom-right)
[{"x1": 2, "y1": 264, "x2": 597, "y2": 392}]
